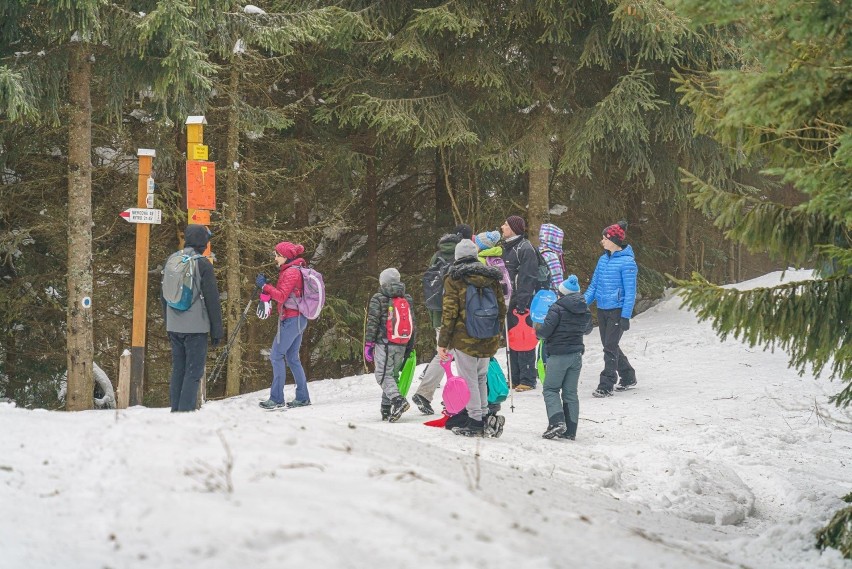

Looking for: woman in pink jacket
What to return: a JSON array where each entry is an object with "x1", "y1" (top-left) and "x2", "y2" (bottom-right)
[{"x1": 257, "y1": 241, "x2": 311, "y2": 410}]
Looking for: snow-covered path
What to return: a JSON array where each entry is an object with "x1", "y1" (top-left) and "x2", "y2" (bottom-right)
[{"x1": 1, "y1": 270, "x2": 850, "y2": 569}]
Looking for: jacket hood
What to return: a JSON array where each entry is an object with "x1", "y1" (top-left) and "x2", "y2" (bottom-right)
[
  {"x1": 539, "y1": 223, "x2": 564, "y2": 253},
  {"x1": 477, "y1": 245, "x2": 503, "y2": 258},
  {"x1": 448, "y1": 258, "x2": 503, "y2": 283},
  {"x1": 380, "y1": 281, "x2": 407, "y2": 298},
  {"x1": 555, "y1": 292, "x2": 588, "y2": 314},
  {"x1": 184, "y1": 224, "x2": 210, "y2": 252},
  {"x1": 437, "y1": 233, "x2": 462, "y2": 254}
]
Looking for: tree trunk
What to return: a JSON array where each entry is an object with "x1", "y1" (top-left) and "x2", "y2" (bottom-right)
[
  {"x1": 364, "y1": 144, "x2": 378, "y2": 278},
  {"x1": 527, "y1": 137, "x2": 550, "y2": 247},
  {"x1": 224, "y1": 61, "x2": 242, "y2": 397},
  {"x1": 65, "y1": 44, "x2": 94, "y2": 411},
  {"x1": 434, "y1": 149, "x2": 453, "y2": 228},
  {"x1": 527, "y1": 169, "x2": 547, "y2": 246},
  {"x1": 677, "y1": 205, "x2": 689, "y2": 278},
  {"x1": 727, "y1": 240, "x2": 737, "y2": 284}
]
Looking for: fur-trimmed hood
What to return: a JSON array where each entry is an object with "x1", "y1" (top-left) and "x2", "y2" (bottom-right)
[{"x1": 448, "y1": 258, "x2": 503, "y2": 282}]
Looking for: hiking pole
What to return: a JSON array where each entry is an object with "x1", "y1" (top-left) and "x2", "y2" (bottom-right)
[
  {"x1": 209, "y1": 295, "x2": 255, "y2": 386},
  {"x1": 504, "y1": 314, "x2": 515, "y2": 413}
]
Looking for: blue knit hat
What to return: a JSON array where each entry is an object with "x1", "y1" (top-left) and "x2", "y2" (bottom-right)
[
  {"x1": 475, "y1": 231, "x2": 501, "y2": 250},
  {"x1": 559, "y1": 275, "x2": 580, "y2": 295}
]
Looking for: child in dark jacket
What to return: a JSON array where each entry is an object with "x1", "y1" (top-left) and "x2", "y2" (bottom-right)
[
  {"x1": 536, "y1": 275, "x2": 593, "y2": 440},
  {"x1": 364, "y1": 268, "x2": 416, "y2": 422}
]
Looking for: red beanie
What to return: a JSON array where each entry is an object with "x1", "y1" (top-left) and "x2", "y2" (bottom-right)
[
  {"x1": 275, "y1": 241, "x2": 305, "y2": 260},
  {"x1": 602, "y1": 221, "x2": 627, "y2": 248}
]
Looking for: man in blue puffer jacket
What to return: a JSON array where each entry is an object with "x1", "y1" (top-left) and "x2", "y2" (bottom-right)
[{"x1": 584, "y1": 221, "x2": 638, "y2": 397}]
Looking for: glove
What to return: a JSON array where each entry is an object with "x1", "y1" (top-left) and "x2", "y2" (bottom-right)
[
  {"x1": 255, "y1": 273, "x2": 267, "y2": 289},
  {"x1": 211, "y1": 336, "x2": 222, "y2": 347},
  {"x1": 256, "y1": 292, "x2": 272, "y2": 320},
  {"x1": 620, "y1": 317, "x2": 630, "y2": 331},
  {"x1": 364, "y1": 342, "x2": 375, "y2": 363}
]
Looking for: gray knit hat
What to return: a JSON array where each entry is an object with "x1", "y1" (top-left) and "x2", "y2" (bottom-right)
[
  {"x1": 455, "y1": 239, "x2": 479, "y2": 260},
  {"x1": 379, "y1": 267, "x2": 400, "y2": 286}
]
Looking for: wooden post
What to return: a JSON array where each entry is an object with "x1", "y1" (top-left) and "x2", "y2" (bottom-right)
[
  {"x1": 130, "y1": 149, "x2": 156, "y2": 406},
  {"x1": 117, "y1": 349, "x2": 131, "y2": 409},
  {"x1": 186, "y1": 116, "x2": 213, "y2": 410}
]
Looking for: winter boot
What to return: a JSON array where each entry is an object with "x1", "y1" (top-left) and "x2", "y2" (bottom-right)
[
  {"x1": 286, "y1": 399, "x2": 311, "y2": 408},
  {"x1": 561, "y1": 420, "x2": 578, "y2": 440},
  {"x1": 259, "y1": 399, "x2": 286, "y2": 410},
  {"x1": 381, "y1": 404, "x2": 391, "y2": 421},
  {"x1": 452, "y1": 418, "x2": 484, "y2": 437},
  {"x1": 562, "y1": 402, "x2": 577, "y2": 440},
  {"x1": 592, "y1": 387, "x2": 613, "y2": 398},
  {"x1": 411, "y1": 393, "x2": 434, "y2": 415},
  {"x1": 615, "y1": 379, "x2": 637, "y2": 391},
  {"x1": 388, "y1": 397, "x2": 410, "y2": 423},
  {"x1": 484, "y1": 414, "x2": 506, "y2": 438},
  {"x1": 542, "y1": 422, "x2": 567, "y2": 439}
]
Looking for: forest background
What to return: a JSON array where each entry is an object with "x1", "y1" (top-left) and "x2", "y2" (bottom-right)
[{"x1": 0, "y1": 0, "x2": 848, "y2": 416}]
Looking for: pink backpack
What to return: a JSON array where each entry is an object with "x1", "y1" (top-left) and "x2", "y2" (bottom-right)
[
  {"x1": 283, "y1": 266, "x2": 325, "y2": 320},
  {"x1": 439, "y1": 356, "x2": 470, "y2": 415},
  {"x1": 485, "y1": 256, "x2": 512, "y2": 306}
]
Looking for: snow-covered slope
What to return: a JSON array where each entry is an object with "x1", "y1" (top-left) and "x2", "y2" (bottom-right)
[{"x1": 1, "y1": 269, "x2": 850, "y2": 569}]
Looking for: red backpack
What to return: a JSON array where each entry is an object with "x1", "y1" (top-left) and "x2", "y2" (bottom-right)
[{"x1": 386, "y1": 297, "x2": 413, "y2": 344}]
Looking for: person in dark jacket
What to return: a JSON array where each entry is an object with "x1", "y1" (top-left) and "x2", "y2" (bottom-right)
[
  {"x1": 536, "y1": 275, "x2": 593, "y2": 440},
  {"x1": 584, "y1": 221, "x2": 638, "y2": 397},
  {"x1": 364, "y1": 268, "x2": 417, "y2": 422},
  {"x1": 437, "y1": 239, "x2": 507, "y2": 437},
  {"x1": 411, "y1": 224, "x2": 472, "y2": 415},
  {"x1": 162, "y1": 224, "x2": 224, "y2": 412},
  {"x1": 500, "y1": 215, "x2": 539, "y2": 391},
  {"x1": 257, "y1": 241, "x2": 311, "y2": 409}
]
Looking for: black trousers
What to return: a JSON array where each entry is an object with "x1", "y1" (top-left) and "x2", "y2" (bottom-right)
[
  {"x1": 507, "y1": 310, "x2": 537, "y2": 388},
  {"x1": 168, "y1": 332, "x2": 208, "y2": 411},
  {"x1": 596, "y1": 308, "x2": 635, "y2": 391}
]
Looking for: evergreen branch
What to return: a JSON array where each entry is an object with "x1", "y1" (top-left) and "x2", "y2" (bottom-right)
[
  {"x1": 672, "y1": 272, "x2": 852, "y2": 406},
  {"x1": 0, "y1": 67, "x2": 39, "y2": 122},
  {"x1": 680, "y1": 169, "x2": 843, "y2": 266}
]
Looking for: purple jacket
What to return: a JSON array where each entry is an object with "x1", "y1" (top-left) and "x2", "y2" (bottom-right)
[{"x1": 538, "y1": 223, "x2": 565, "y2": 290}]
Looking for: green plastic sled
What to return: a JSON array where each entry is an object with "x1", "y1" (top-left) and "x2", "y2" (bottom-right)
[
  {"x1": 397, "y1": 350, "x2": 416, "y2": 397},
  {"x1": 536, "y1": 340, "x2": 546, "y2": 384}
]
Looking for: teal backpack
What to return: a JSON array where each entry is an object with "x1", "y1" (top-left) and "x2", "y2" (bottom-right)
[{"x1": 487, "y1": 357, "x2": 509, "y2": 404}]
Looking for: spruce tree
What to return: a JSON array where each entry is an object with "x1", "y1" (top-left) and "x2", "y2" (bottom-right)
[{"x1": 671, "y1": 0, "x2": 852, "y2": 408}]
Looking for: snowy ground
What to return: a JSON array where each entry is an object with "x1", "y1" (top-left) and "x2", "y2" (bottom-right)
[{"x1": 1, "y1": 270, "x2": 850, "y2": 569}]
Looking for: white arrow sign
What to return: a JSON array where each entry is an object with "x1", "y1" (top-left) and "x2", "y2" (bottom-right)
[{"x1": 120, "y1": 208, "x2": 162, "y2": 224}]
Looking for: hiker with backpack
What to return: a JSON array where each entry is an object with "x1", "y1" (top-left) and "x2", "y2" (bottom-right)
[
  {"x1": 412, "y1": 224, "x2": 473, "y2": 415},
  {"x1": 161, "y1": 224, "x2": 224, "y2": 412},
  {"x1": 475, "y1": 230, "x2": 513, "y2": 305},
  {"x1": 436, "y1": 239, "x2": 507, "y2": 437},
  {"x1": 538, "y1": 223, "x2": 565, "y2": 291},
  {"x1": 585, "y1": 221, "x2": 638, "y2": 398},
  {"x1": 536, "y1": 275, "x2": 593, "y2": 440},
  {"x1": 500, "y1": 215, "x2": 540, "y2": 392},
  {"x1": 365, "y1": 268, "x2": 417, "y2": 422},
  {"x1": 256, "y1": 241, "x2": 313, "y2": 410}
]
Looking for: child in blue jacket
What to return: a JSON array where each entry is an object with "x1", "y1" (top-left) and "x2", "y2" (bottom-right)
[{"x1": 584, "y1": 221, "x2": 638, "y2": 397}]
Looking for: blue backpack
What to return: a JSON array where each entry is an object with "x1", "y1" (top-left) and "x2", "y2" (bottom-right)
[
  {"x1": 530, "y1": 289, "x2": 558, "y2": 324},
  {"x1": 464, "y1": 280, "x2": 500, "y2": 339}
]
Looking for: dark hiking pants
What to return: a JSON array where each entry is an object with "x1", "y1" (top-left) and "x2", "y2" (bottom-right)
[
  {"x1": 168, "y1": 332, "x2": 208, "y2": 412},
  {"x1": 596, "y1": 308, "x2": 635, "y2": 392}
]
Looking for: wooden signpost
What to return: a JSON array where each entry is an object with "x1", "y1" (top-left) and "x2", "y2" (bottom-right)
[
  {"x1": 129, "y1": 149, "x2": 157, "y2": 406},
  {"x1": 185, "y1": 116, "x2": 216, "y2": 408}
]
